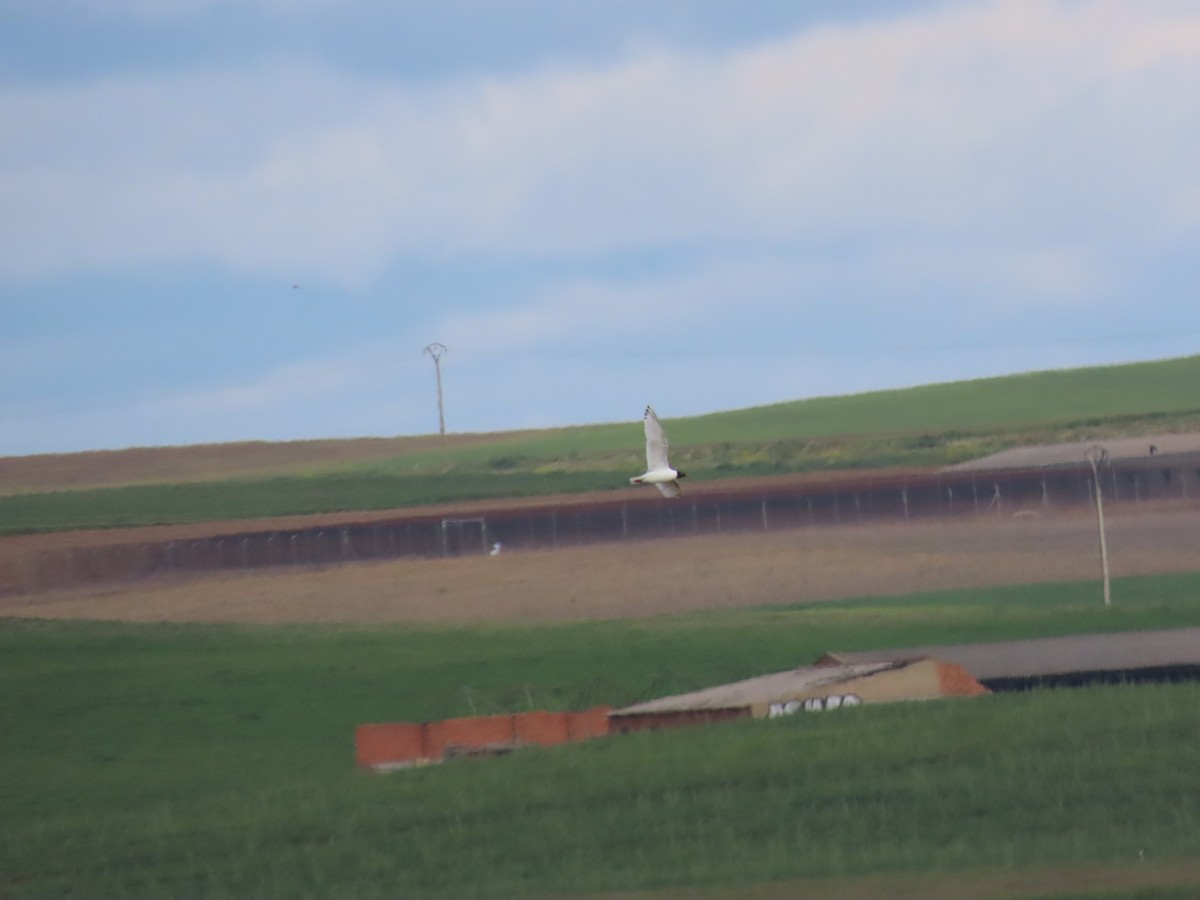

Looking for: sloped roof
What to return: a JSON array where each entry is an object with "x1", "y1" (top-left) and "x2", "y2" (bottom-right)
[
  {"x1": 819, "y1": 627, "x2": 1200, "y2": 682},
  {"x1": 611, "y1": 661, "x2": 898, "y2": 716},
  {"x1": 944, "y1": 432, "x2": 1200, "y2": 472}
]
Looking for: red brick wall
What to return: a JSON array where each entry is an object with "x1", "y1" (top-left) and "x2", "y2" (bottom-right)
[
  {"x1": 937, "y1": 661, "x2": 989, "y2": 696},
  {"x1": 356, "y1": 706, "x2": 613, "y2": 769},
  {"x1": 566, "y1": 706, "x2": 612, "y2": 740},
  {"x1": 355, "y1": 722, "x2": 425, "y2": 769},
  {"x1": 441, "y1": 713, "x2": 515, "y2": 753},
  {"x1": 514, "y1": 710, "x2": 570, "y2": 747}
]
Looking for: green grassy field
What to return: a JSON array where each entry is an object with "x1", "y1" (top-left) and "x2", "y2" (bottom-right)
[
  {"x1": 4, "y1": 355, "x2": 1200, "y2": 534},
  {"x1": 4, "y1": 572, "x2": 1200, "y2": 898},
  {"x1": 0, "y1": 469, "x2": 625, "y2": 533}
]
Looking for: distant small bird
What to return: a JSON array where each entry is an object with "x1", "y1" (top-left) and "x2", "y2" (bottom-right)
[
  {"x1": 490, "y1": 542, "x2": 502, "y2": 556},
  {"x1": 630, "y1": 405, "x2": 687, "y2": 498},
  {"x1": 291, "y1": 284, "x2": 301, "y2": 289}
]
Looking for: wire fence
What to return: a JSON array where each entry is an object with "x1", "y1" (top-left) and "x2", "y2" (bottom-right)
[{"x1": 8, "y1": 455, "x2": 1200, "y2": 596}]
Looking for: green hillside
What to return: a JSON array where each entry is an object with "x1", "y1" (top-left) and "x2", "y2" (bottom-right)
[
  {"x1": 340, "y1": 354, "x2": 1200, "y2": 475},
  {"x1": 4, "y1": 355, "x2": 1200, "y2": 533}
]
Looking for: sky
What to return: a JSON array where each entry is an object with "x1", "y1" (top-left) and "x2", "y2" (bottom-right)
[{"x1": 3, "y1": 0, "x2": 1200, "y2": 456}]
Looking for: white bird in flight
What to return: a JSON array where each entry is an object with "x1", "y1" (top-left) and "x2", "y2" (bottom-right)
[{"x1": 630, "y1": 405, "x2": 687, "y2": 498}]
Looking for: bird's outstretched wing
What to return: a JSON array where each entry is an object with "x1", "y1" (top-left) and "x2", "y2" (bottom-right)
[
  {"x1": 654, "y1": 481, "x2": 681, "y2": 498},
  {"x1": 643, "y1": 405, "x2": 670, "y2": 470}
]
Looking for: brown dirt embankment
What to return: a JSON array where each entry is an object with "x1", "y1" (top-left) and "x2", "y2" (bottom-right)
[
  {"x1": 3, "y1": 504, "x2": 1197, "y2": 625},
  {"x1": 0, "y1": 431, "x2": 550, "y2": 494},
  {"x1": 0, "y1": 468, "x2": 928, "y2": 561}
]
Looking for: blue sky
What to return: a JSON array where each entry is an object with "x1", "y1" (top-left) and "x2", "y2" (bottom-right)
[{"x1": 3, "y1": 0, "x2": 1200, "y2": 455}]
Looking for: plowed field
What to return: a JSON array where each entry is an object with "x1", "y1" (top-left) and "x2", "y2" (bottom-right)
[{"x1": 4, "y1": 502, "x2": 1198, "y2": 624}]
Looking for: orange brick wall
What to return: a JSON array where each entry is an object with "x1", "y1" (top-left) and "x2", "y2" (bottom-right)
[
  {"x1": 422, "y1": 721, "x2": 446, "y2": 762},
  {"x1": 566, "y1": 706, "x2": 611, "y2": 740},
  {"x1": 441, "y1": 713, "x2": 515, "y2": 752},
  {"x1": 514, "y1": 710, "x2": 570, "y2": 747},
  {"x1": 356, "y1": 706, "x2": 613, "y2": 770},
  {"x1": 937, "y1": 661, "x2": 990, "y2": 696},
  {"x1": 355, "y1": 722, "x2": 425, "y2": 769}
]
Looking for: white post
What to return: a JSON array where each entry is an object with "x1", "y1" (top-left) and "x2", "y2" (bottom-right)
[{"x1": 1087, "y1": 445, "x2": 1112, "y2": 607}]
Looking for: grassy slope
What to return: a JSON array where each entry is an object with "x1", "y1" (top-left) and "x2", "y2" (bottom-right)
[
  {"x1": 335, "y1": 353, "x2": 1200, "y2": 468},
  {"x1": 297, "y1": 353, "x2": 1200, "y2": 473},
  {"x1": 4, "y1": 573, "x2": 1200, "y2": 898},
  {"x1": 4, "y1": 354, "x2": 1200, "y2": 533},
  {"x1": 0, "y1": 470, "x2": 624, "y2": 533}
]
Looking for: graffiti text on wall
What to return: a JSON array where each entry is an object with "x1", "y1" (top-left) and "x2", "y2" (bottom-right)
[{"x1": 768, "y1": 694, "x2": 862, "y2": 717}]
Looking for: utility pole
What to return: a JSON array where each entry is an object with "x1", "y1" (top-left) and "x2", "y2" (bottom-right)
[
  {"x1": 1086, "y1": 445, "x2": 1111, "y2": 607},
  {"x1": 423, "y1": 343, "x2": 448, "y2": 436}
]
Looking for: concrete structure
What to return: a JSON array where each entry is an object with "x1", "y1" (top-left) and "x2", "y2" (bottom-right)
[
  {"x1": 608, "y1": 658, "x2": 987, "y2": 734},
  {"x1": 944, "y1": 432, "x2": 1200, "y2": 472},
  {"x1": 357, "y1": 628, "x2": 1200, "y2": 769},
  {"x1": 819, "y1": 627, "x2": 1200, "y2": 690}
]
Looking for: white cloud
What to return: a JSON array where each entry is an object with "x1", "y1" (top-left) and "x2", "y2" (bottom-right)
[
  {"x1": 3, "y1": 0, "x2": 1199, "y2": 287},
  {"x1": 158, "y1": 357, "x2": 365, "y2": 415},
  {"x1": 437, "y1": 267, "x2": 713, "y2": 357},
  {"x1": 868, "y1": 243, "x2": 1107, "y2": 307},
  {"x1": 431, "y1": 236, "x2": 1109, "y2": 371},
  {"x1": 7, "y1": 0, "x2": 1200, "y2": 456}
]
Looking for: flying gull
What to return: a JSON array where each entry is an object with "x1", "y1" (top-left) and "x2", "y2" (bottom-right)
[{"x1": 630, "y1": 405, "x2": 687, "y2": 498}]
